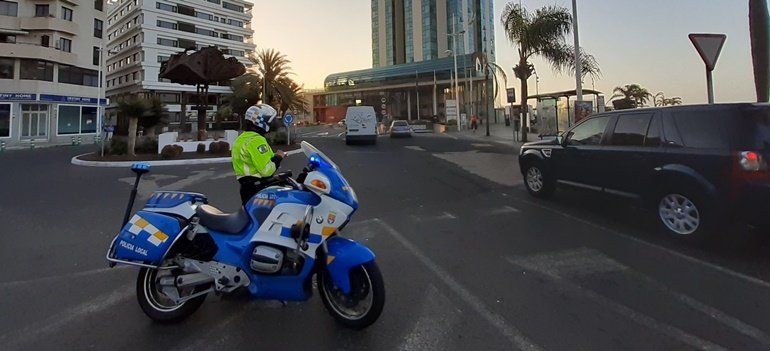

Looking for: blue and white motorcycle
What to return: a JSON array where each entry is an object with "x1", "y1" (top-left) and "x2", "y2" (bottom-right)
[{"x1": 107, "y1": 141, "x2": 384, "y2": 328}]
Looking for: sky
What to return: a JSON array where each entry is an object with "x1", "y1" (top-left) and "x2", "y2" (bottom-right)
[{"x1": 252, "y1": 0, "x2": 760, "y2": 105}]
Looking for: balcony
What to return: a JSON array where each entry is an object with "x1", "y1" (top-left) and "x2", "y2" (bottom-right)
[
  {"x1": 20, "y1": 16, "x2": 79, "y2": 35},
  {"x1": 0, "y1": 42, "x2": 78, "y2": 64}
]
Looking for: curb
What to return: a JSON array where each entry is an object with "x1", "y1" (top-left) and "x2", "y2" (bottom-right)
[{"x1": 71, "y1": 153, "x2": 232, "y2": 168}]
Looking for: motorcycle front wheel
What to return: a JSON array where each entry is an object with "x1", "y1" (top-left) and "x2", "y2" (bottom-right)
[
  {"x1": 318, "y1": 261, "x2": 385, "y2": 329},
  {"x1": 136, "y1": 267, "x2": 207, "y2": 323}
]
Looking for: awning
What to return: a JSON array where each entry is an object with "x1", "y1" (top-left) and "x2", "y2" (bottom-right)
[
  {"x1": 0, "y1": 28, "x2": 29, "y2": 35},
  {"x1": 527, "y1": 89, "x2": 603, "y2": 100}
]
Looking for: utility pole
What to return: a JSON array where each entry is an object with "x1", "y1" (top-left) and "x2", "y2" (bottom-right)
[{"x1": 571, "y1": 0, "x2": 582, "y2": 127}]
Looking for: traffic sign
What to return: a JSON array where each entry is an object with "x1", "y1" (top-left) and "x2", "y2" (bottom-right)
[
  {"x1": 689, "y1": 33, "x2": 727, "y2": 104},
  {"x1": 689, "y1": 33, "x2": 727, "y2": 71},
  {"x1": 506, "y1": 88, "x2": 516, "y2": 103},
  {"x1": 283, "y1": 114, "x2": 293, "y2": 126}
]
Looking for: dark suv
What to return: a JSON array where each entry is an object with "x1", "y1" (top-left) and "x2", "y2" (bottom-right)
[{"x1": 519, "y1": 103, "x2": 770, "y2": 239}]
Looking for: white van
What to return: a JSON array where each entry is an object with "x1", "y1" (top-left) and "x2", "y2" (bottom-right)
[{"x1": 345, "y1": 106, "x2": 378, "y2": 145}]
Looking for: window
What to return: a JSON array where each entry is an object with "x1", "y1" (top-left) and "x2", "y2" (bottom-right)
[
  {"x1": 58, "y1": 105, "x2": 81, "y2": 134},
  {"x1": 156, "y1": 2, "x2": 176, "y2": 12},
  {"x1": 177, "y1": 4, "x2": 194, "y2": 16},
  {"x1": 59, "y1": 65, "x2": 99, "y2": 86},
  {"x1": 196, "y1": 27, "x2": 217, "y2": 37},
  {"x1": 207, "y1": 0, "x2": 220, "y2": 4},
  {"x1": 61, "y1": 6, "x2": 72, "y2": 21},
  {"x1": 20, "y1": 59, "x2": 53, "y2": 81},
  {"x1": 94, "y1": 19, "x2": 103, "y2": 38},
  {"x1": 41, "y1": 35, "x2": 49, "y2": 47},
  {"x1": 59, "y1": 38, "x2": 72, "y2": 52},
  {"x1": 566, "y1": 116, "x2": 610, "y2": 146},
  {"x1": 0, "y1": 104, "x2": 9, "y2": 137},
  {"x1": 0, "y1": 58, "x2": 13, "y2": 79},
  {"x1": 196, "y1": 11, "x2": 212, "y2": 21},
  {"x1": 222, "y1": 33, "x2": 243, "y2": 42},
  {"x1": 158, "y1": 93, "x2": 179, "y2": 103},
  {"x1": 157, "y1": 20, "x2": 177, "y2": 29},
  {"x1": 132, "y1": 72, "x2": 137, "y2": 81},
  {"x1": 645, "y1": 115, "x2": 662, "y2": 147},
  {"x1": 178, "y1": 22, "x2": 195, "y2": 33},
  {"x1": 92, "y1": 46, "x2": 100, "y2": 65},
  {"x1": 0, "y1": 33, "x2": 14, "y2": 43},
  {"x1": 0, "y1": 1, "x2": 18, "y2": 16},
  {"x1": 178, "y1": 38, "x2": 195, "y2": 49},
  {"x1": 228, "y1": 19, "x2": 243, "y2": 27},
  {"x1": 34, "y1": 4, "x2": 48, "y2": 17},
  {"x1": 156, "y1": 38, "x2": 176, "y2": 47},
  {"x1": 157, "y1": 55, "x2": 170, "y2": 63},
  {"x1": 81, "y1": 107, "x2": 97, "y2": 133},
  {"x1": 611, "y1": 113, "x2": 653, "y2": 146},
  {"x1": 672, "y1": 111, "x2": 730, "y2": 149},
  {"x1": 94, "y1": 0, "x2": 103, "y2": 11},
  {"x1": 222, "y1": 1, "x2": 243, "y2": 12}
]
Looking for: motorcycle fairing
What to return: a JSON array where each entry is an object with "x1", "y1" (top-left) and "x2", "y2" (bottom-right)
[{"x1": 325, "y1": 236, "x2": 376, "y2": 294}]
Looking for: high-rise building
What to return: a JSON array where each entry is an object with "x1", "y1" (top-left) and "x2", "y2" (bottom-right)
[
  {"x1": 104, "y1": 0, "x2": 254, "y2": 132},
  {"x1": 0, "y1": 0, "x2": 107, "y2": 147},
  {"x1": 371, "y1": 0, "x2": 495, "y2": 67},
  {"x1": 313, "y1": 0, "x2": 496, "y2": 124}
]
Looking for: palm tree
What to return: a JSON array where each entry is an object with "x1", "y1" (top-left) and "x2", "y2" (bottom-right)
[
  {"x1": 502, "y1": 3, "x2": 600, "y2": 142},
  {"x1": 274, "y1": 77, "x2": 308, "y2": 116},
  {"x1": 116, "y1": 97, "x2": 149, "y2": 157},
  {"x1": 750, "y1": 0, "x2": 769, "y2": 102},
  {"x1": 612, "y1": 84, "x2": 651, "y2": 108},
  {"x1": 654, "y1": 92, "x2": 683, "y2": 106},
  {"x1": 250, "y1": 49, "x2": 292, "y2": 107}
]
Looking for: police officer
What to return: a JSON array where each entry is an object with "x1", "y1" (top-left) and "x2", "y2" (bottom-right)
[{"x1": 232, "y1": 104, "x2": 286, "y2": 205}]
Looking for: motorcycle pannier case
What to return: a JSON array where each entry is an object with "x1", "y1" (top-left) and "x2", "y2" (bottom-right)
[{"x1": 108, "y1": 211, "x2": 184, "y2": 266}]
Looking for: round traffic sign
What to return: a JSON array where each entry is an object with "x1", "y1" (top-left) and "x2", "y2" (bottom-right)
[{"x1": 283, "y1": 114, "x2": 293, "y2": 126}]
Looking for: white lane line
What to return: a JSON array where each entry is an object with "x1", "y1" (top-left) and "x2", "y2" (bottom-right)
[
  {"x1": 398, "y1": 284, "x2": 462, "y2": 351},
  {"x1": 509, "y1": 248, "x2": 770, "y2": 347},
  {"x1": 488, "y1": 205, "x2": 521, "y2": 215},
  {"x1": 506, "y1": 254, "x2": 727, "y2": 351},
  {"x1": 409, "y1": 211, "x2": 457, "y2": 222},
  {"x1": 514, "y1": 197, "x2": 770, "y2": 290},
  {"x1": 372, "y1": 218, "x2": 541, "y2": 351},
  {"x1": 0, "y1": 265, "x2": 130, "y2": 289},
  {"x1": 1, "y1": 285, "x2": 133, "y2": 348},
  {"x1": 404, "y1": 146, "x2": 426, "y2": 152},
  {"x1": 472, "y1": 143, "x2": 494, "y2": 148}
]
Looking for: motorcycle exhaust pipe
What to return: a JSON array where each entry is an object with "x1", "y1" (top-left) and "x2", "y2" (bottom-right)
[{"x1": 158, "y1": 273, "x2": 214, "y2": 289}]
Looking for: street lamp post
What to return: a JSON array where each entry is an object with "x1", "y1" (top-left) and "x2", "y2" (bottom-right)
[{"x1": 571, "y1": 0, "x2": 582, "y2": 127}]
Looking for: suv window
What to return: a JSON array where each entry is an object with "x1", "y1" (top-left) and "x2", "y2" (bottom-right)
[
  {"x1": 672, "y1": 111, "x2": 730, "y2": 149},
  {"x1": 645, "y1": 115, "x2": 662, "y2": 147},
  {"x1": 734, "y1": 106, "x2": 770, "y2": 152},
  {"x1": 611, "y1": 113, "x2": 653, "y2": 146},
  {"x1": 566, "y1": 116, "x2": 610, "y2": 146}
]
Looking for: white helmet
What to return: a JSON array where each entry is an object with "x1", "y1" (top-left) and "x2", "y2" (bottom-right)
[{"x1": 244, "y1": 104, "x2": 277, "y2": 132}]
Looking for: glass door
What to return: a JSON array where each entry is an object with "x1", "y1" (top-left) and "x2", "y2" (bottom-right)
[{"x1": 20, "y1": 104, "x2": 49, "y2": 140}]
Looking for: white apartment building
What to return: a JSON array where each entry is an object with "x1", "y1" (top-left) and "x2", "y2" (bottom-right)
[
  {"x1": 0, "y1": 0, "x2": 107, "y2": 147},
  {"x1": 104, "y1": 0, "x2": 254, "y2": 132}
]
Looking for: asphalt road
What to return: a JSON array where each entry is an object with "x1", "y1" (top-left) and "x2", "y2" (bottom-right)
[{"x1": 2, "y1": 133, "x2": 770, "y2": 350}]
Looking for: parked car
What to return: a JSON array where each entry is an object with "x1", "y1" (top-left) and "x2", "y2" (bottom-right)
[
  {"x1": 389, "y1": 120, "x2": 413, "y2": 138},
  {"x1": 518, "y1": 104, "x2": 770, "y2": 239}
]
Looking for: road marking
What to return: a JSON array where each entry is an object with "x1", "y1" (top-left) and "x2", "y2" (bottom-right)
[
  {"x1": 409, "y1": 211, "x2": 457, "y2": 222},
  {"x1": 513, "y1": 197, "x2": 770, "y2": 290},
  {"x1": 472, "y1": 143, "x2": 494, "y2": 148},
  {"x1": 1, "y1": 286, "x2": 133, "y2": 348},
  {"x1": 0, "y1": 265, "x2": 130, "y2": 289},
  {"x1": 507, "y1": 251, "x2": 727, "y2": 351},
  {"x1": 372, "y1": 218, "x2": 541, "y2": 351},
  {"x1": 398, "y1": 284, "x2": 462, "y2": 351},
  {"x1": 404, "y1": 146, "x2": 426, "y2": 152},
  {"x1": 488, "y1": 205, "x2": 521, "y2": 215}
]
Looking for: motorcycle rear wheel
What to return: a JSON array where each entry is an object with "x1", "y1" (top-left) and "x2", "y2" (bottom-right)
[
  {"x1": 318, "y1": 261, "x2": 385, "y2": 329},
  {"x1": 136, "y1": 267, "x2": 207, "y2": 323}
]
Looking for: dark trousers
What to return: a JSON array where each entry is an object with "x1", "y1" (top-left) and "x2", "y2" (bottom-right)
[{"x1": 239, "y1": 176, "x2": 266, "y2": 205}]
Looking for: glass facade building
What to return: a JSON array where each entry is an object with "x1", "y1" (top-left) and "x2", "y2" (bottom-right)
[{"x1": 314, "y1": 0, "x2": 496, "y2": 124}]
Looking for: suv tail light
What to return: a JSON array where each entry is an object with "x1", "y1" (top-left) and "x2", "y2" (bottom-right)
[{"x1": 738, "y1": 151, "x2": 767, "y2": 172}]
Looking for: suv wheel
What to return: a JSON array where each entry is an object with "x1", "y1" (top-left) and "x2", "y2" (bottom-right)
[
  {"x1": 524, "y1": 161, "x2": 555, "y2": 198},
  {"x1": 656, "y1": 191, "x2": 712, "y2": 239}
]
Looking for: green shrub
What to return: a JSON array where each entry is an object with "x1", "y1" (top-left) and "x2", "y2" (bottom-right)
[
  {"x1": 135, "y1": 137, "x2": 159, "y2": 154},
  {"x1": 196, "y1": 143, "x2": 206, "y2": 154},
  {"x1": 161, "y1": 145, "x2": 183, "y2": 159},
  {"x1": 108, "y1": 137, "x2": 128, "y2": 155},
  {"x1": 173, "y1": 145, "x2": 183, "y2": 156},
  {"x1": 210, "y1": 141, "x2": 230, "y2": 154}
]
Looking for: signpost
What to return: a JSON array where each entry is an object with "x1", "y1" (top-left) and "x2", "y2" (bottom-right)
[
  {"x1": 689, "y1": 33, "x2": 727, "y2": 104},
  {"x1": 445, "y1": 100, "x2": 459, "y2": 127},
  {"x1": 283, "y1": 113, "x2": 293, "y2": 146}
]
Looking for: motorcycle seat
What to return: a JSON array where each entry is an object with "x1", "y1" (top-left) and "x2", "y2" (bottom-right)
[{"x1": 195, "y1": 204, "x2": 250, "y2": 234}]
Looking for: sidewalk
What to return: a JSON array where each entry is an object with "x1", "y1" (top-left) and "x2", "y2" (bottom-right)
[{"x1": 448, "y1": 121, "x2": 540, "y2": 148}]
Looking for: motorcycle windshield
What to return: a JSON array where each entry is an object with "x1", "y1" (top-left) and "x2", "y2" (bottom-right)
[
  {"x1": 301, "y1": 141, "x2": 339, "y2": 170},
  {"x1": 301, "y1": 141, "x2": 358, "y2": 210}
]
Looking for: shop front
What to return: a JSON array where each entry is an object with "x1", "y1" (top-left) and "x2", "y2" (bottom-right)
[{"x1": 0, "y1": 93, "x2": 107, "y2": 147}]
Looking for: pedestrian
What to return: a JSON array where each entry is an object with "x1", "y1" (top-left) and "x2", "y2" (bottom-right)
[
  {"x1": 104, "y1": 122, "x2": 114, "y2": 141},
  {"x1": 470, "y1": 115, "x2": 478, "y2": 132}
]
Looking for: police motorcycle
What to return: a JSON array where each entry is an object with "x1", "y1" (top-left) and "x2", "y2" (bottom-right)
[{"x1": 106, "y1": 141, "x2": 384, "y2": 329}]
